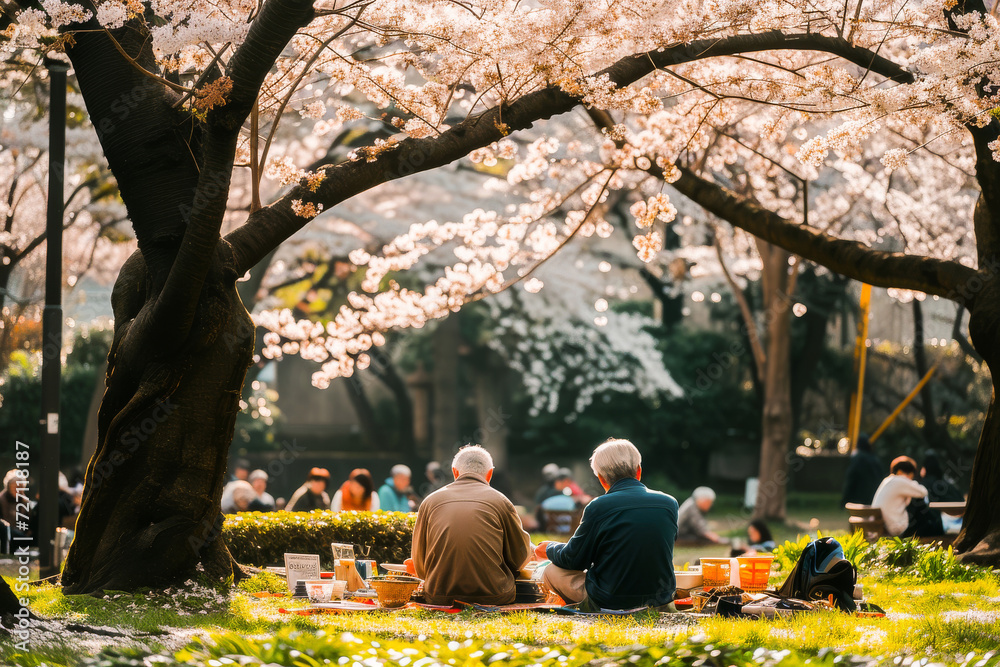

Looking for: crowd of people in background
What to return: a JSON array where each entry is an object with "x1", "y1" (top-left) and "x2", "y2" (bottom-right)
[
  {"x1": 1, "y1": 431, "x2": 967, "y2": 559},
  {"x1": 218, "y1": 459, "x2": 444, "y2": 516}
]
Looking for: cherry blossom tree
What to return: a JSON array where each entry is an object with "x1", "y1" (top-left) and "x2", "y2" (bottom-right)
[
  {"x1": 6, "y1": 0, "x2": 1000, "y2": 594},
  {"x1": 0, "y1": 68, "x2": 129, "y2": 371}
]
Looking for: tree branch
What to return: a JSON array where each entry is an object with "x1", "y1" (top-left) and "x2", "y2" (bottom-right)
[
  {"x1": 671, "y1": 165, "x2": 979, "y2": 306},
  {"x1": 65, "y1": 7, "x2": 201, "y2": 287},
  {"x1": 209, "y1": 0, "x2": 316, "y2": 134},
  {"x1": 152, "y1": 0, "x2": 318, "y2": 343},
  {"x1": 226, "y1": 31, "x2": 916, "y2": 271}
]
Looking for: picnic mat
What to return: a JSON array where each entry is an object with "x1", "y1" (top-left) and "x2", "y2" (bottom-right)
[
  {"x1": 457, "y1": 601, "x2": 656, "y2": 616},
  {"x1": 282, "y1": 600, "x2": 466, "y2": 615},
  {"x1": 280, "y1": 598, "x2": 668, "y2": 617}
]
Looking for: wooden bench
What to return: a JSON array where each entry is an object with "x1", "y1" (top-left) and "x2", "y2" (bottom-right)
[
  {"x1": 845, "y1": 503, "x2": 956, "y2": 545},
  {"x1": 845, "y1": 503, "x2": 887, "y2": 540}
]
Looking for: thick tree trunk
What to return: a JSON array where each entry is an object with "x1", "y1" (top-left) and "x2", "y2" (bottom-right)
[
  {"x1": 753, "y1": 243, "x2": 794, "y2": 521},
  {"x1": 954, "y1": 268, "x2": 1000, "y2": 563},
  {"x1": 61, "y1": 247, "x2": 254, "y2": 594}
]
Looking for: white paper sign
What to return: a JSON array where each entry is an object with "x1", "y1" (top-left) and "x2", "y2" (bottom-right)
[{"x1": 284, "y1": 553, "x2": 321, "y2": 591}]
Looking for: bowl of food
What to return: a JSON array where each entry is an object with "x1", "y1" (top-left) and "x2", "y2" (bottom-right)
[{"x1": 370, "y1": 576, "x2": 420, "y2": 608}]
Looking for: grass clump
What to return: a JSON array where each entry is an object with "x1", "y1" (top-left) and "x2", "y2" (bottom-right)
[{"x1": 235, "y1": 569, "x2": 287, "y2": 594}]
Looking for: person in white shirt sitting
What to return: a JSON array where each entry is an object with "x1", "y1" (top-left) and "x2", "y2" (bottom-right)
[{"x1": 872, "y1": 456, "x2": 931, "y2": 537}]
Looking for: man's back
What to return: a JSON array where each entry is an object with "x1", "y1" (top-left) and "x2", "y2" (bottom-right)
[
  {"x1": 872, "y1": 475, "x2": 927, "y2": 536},
  {"x1": 547, "y1": 478, "x2": 677, "y2": 609},
  {"x1": 412, "y1": 473, "x2": 530, "y2": 605}
]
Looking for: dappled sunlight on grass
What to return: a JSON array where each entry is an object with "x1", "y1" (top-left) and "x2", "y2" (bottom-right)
[{"x1": 5, "y1": 548, "x2": 1000, "y2": 667}]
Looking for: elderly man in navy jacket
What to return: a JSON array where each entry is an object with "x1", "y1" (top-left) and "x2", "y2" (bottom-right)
[{"x1": 535, "y1": 439, "x2": 679, "y2": 611}]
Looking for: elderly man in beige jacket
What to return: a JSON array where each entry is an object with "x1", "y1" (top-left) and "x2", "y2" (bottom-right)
[{"x1": 408, "y1": 445, "x2": 532, "y2": 606}]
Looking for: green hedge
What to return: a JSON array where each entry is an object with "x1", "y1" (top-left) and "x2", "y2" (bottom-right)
[{"x1": 222, "y1": 510, "x2": 415, "y2": 568}]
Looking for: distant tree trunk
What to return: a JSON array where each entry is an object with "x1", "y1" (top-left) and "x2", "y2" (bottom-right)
[
  {"x1": 473, "y1": 358, "x2": 509, "y2": 470},
  {"x1": 368, "y1": 346, "x2": 417, "y2": 455},
  {"x1": 753, "y1": 242, "x2": 794, "y2": 521},
  {"x1": 911, "y1": 299, "x2": 953, "y2": 449},
  {"x1": 432, "y1": 315, "x2": 462, "y2": 463},
  {"x1": 790, "y1": 272, "x2": 847, "y2": 437},
  {"x1": 0, "y1": 267, "x2": 16, "y2": 371},
  {"x1": 345, "y1": 374, "x2": 386, "y2": 448}
]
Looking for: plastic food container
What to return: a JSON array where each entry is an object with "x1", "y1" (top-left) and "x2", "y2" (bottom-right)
[
  {"x1": 736, "y1": 556, "x2": 774, "y2": 592},
  {"x1": 675, "y1": 567, "x2": 703, "y2": 591},
  {"x1": 700, "y1": 558, "x2": 733, "y2": 588},
  {"x1": 304, "y1": 579, "x2": 347, "y2": 602}
]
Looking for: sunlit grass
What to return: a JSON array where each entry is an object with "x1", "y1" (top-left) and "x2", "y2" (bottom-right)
[{"x1": 4, "y1": 560, "x2": 1000, "y2": 666}]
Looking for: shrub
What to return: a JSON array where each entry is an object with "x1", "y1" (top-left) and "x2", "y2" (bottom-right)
[
  {"x1": 235, "y1": 570, "x2": 287, "y2": 594},
  {"x1": 872, "y1": 538, "x2": 991, "y2": 583},
  {"x1": 772, "y1": 533, "x2": 812, "y2": 573},
  {"x1": 223, "y1": 510, "x2": 415, "y2": 568},
  {"x1": 838, "y1": 529, "x2": 875, "y2": 569},
  {"x1": 774, "y1": 532, "x2": 992, "y2": 584}
]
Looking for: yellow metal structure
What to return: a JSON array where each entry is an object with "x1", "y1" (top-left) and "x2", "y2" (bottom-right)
[
  {"x1": 870, "y1": 362, "x2": 940, "y2": 443},
  {"x1": 847, "y1": 284, "x2": 872, "y2": 449}
]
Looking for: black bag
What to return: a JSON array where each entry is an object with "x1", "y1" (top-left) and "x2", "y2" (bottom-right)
[{"x1": 777, "y1": 537, "x2": 857, "y2": 612}]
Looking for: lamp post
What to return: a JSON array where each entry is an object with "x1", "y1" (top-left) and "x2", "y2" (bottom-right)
[{"x1": 39, "y1": 56, "x2": 68, "y2": 576}]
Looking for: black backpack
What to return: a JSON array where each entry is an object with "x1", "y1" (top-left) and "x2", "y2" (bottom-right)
[{"x1": 777, "y1": 537, "x2": 857, "y2": 612}]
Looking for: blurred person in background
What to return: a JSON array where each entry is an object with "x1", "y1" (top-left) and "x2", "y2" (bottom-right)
[
  {"x1": 730, "y1": 519, "x2": 776, "y2": 556},
  {"x1": 228, "y1": 458, "x2": 251, "y2": 483},
  {"x1": 225, "y1": 481, "x2": 257, "y2": 514},
  {"x1": 841, "y1": 434, "x2": 883, "y2": 506},
  {"x1": 286, "y1": 467, "x2": 331, "y2": 511},
  {"x1": 332, "y1": 468, "x2": 379, "y2": 511},
  {"x1": 248, "y1": 469, "x2": 276, "y2": 511},
  {"x1": 379, "y1": 464, "x2": 416, "y2": 512},
  {"x1": 676, "y1": 486, "x2": 724, "y2": 544},
  {"x1": 419, "y1": 461, "x2": 451, "y2": 498},
  {"x1": 872, "y1": 456, "x2": 941, "y2": 537}
]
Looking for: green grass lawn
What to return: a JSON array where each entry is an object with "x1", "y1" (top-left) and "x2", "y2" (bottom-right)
[{"x1": 4, "y1": 531, "x2": 999, "y2": 667}]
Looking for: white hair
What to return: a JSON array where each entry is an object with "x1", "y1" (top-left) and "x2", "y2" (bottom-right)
[
  {"x1": 391, "y1": 464, "x2": 412, "y2": 477},
  {"x1": 230, "y1": 480, "x2": 257, "y2": 506},
  {"x1": 452, "y1": 445, "x2": 494, "y2": 476},
  {"x1": 692, "y1": 486, "x2": 716, "y2": 502},
  {"x1": 590, "y1": 439, "x2": 641, "y2": 485},
  {"x1": 248, "y1": 469, "x2": 268, "y2": 483}
]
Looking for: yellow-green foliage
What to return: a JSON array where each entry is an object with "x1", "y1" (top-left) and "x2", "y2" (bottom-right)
[
  {"x1": 235, "y1": 569, "x2": 288, "y2": 594},
  {"x1": 223, "y1": 510, "x2": 415, "y2": 568},
  {"x1": 772, "y1": 533, "x2": 990, "y2": 584}
]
